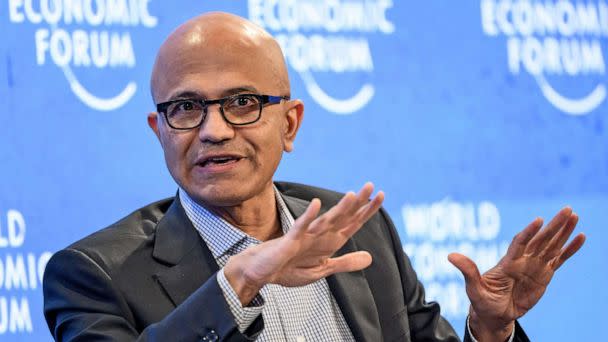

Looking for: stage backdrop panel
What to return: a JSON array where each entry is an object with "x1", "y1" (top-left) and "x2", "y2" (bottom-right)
[{"x1": 1, "y1": 1, "x2": 606, "y2": 340}]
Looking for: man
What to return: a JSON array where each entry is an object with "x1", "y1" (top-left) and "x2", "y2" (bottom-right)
[{"x1": 43, "y1": 12, "x2": 585, "y2": 342}]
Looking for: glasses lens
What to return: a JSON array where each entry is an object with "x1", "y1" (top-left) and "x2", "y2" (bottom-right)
[
  {"x1": 223, "y1": 95, "x2": 261, "y2": 124},
  {"x1": 166, "y1": 100, "x2": 204, "y2": 129}
]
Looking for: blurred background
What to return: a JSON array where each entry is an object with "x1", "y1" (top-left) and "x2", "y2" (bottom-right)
[{"x1": 1, "y1": 0, "x2": 606, "y2": 340}]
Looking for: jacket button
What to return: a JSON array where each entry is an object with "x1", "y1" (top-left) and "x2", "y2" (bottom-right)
[{"x1": 201, "y1": 329, "x2": 219, "y2": 341}]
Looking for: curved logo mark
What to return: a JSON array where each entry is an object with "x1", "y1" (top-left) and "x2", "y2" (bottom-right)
[
  {"x1": 479, "y1": 0, "x2": 608, "y2": 116},
  {"x1": 46, "y1": 22, "x2": 138, "y2": 112},
  {"x1": 61, "y1": 66, "x2": 137, "y2": 112},
  {"x1": 299, "y1": 71, "x2": 375, "y2": 115},
  {"x1": 535, "y1": 76, "x2": 606, "y2": 116},
  {"x1": 248, "y1": 0, "x2": 395, "y2": 116}
]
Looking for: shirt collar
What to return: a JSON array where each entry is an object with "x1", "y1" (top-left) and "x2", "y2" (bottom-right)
[{"x1": 179, "y1": 186, "x2": 294, "y2": 261}]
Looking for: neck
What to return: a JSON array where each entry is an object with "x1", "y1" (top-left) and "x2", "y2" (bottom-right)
[{"x1": 206, "y1": 183, "x2": 282, "y2": 241}]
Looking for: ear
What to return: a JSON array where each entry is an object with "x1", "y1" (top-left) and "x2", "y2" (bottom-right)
[
  {"x1": 147, "y1": 112, "x2": 162, "y2": 143},
  {"x1": 282, "y1": 100, "x2": 304, "y2": 152}
]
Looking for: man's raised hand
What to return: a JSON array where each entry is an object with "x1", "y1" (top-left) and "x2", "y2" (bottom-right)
[
  {"x1": 224, "y1": 182, "x2": 384, "y2": 305},
  {"x1": 448, "y1": 207, "x2": 586, "y2": 341}
]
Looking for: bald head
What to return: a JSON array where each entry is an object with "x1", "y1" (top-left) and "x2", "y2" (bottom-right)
[{"x1": 150, "y1": 12, "x2": 290, "y2": 103}]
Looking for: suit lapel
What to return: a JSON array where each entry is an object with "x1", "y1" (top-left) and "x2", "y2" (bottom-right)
[
  {"x1": 152, "y1": 196, "x2": 219, "y2": 307},
  {"x1": 281, "y1": 193, "x2": 382, "y2": 342}
]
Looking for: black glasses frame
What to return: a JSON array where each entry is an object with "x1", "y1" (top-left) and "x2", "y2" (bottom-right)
[{"x1": 156, "y1": 94, "x2": 290, "y2": 130}]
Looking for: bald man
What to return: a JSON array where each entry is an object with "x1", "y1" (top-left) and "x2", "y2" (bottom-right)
[{"x1": 43, "y1": 12, "x2": 584, "y2": 342}]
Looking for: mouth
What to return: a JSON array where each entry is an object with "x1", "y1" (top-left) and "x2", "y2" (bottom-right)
[{"x1": 197, "y1": 155, "x2": 244, "y2": 168}]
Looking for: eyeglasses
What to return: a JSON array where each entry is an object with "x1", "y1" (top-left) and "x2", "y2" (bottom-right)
[{"x1": 156, "y1": 94, "x2": 290, "y2": 130}]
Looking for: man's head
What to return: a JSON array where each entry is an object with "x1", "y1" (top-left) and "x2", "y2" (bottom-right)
[{"x1": 148, "y1": 12, "x2": 304, "y2": 207}]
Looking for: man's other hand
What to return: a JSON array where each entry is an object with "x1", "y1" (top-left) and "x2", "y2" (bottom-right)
[{"x1": 448, "y1": 207, "x2": 586, "y2": 342}]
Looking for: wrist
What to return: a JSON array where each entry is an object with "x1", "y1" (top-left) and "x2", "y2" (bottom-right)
[
  {"x1": 468, "y1": 309, "x2": 514, "y2": 342},
  {"x1": 224, "y1": 254, "x2": 264, "y2": 306}
]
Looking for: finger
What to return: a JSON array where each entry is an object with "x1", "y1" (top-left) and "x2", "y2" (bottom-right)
[
  {"x1": 541, "y1": 213, "x2": 578, "y2": 261},
  {"x1": 342, "y1": 191, "x2": 385, "y2": 237},
  {"x1": 331, "y1": 183, "x2": 375, "y2": 224},
  {"x1": 526, "y1": 207, "x2": 573, "y2": 254},
  {"x1": 308, "y1": 192, "x2": 357, "y2": 234},
  {"x1": 292, "y1": 198, "x2": 322, "y2": 236},
  {"x1": 552, "y1": 233, "x2": 586, "y2": 270},
  {"x1": 504, "y1": 217, "x2": 543, "y2": 260},
  {"x1": 448, "y1": 253, "x2": 483, "y2": 300},
  {"x1": 322, "y1": 251, "x2": 372, "y2": 276},
  {"x1": 353, "y1": 182, "x2": 375, "y2": 209}
]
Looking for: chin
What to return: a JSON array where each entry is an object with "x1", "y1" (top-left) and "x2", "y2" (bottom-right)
[{"x1": 185, "y1": 182, "x2": 257, "y2": 207}]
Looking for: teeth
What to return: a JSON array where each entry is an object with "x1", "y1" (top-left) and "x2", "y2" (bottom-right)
[{"x1": 203, "y1": 156, "x2": 237, "y2": 166}]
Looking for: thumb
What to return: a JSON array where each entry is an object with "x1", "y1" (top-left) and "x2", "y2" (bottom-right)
[
  {"x1": 448, "y1": 253, "x2": 482, "y2": 293},
  {"x1": 324, "y1": 251, "x2": 372, "y2": 276}
]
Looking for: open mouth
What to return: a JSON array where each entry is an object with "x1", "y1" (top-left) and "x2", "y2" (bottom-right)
[{"x1": 199, "y1": 156, "x2": 243, "y2": 167}]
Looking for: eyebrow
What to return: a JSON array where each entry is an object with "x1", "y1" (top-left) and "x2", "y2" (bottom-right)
[{"x1": 167, "y1": 86, "x2": 260, "y2": 101}]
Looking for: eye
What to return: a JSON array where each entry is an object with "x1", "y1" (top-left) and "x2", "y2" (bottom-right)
[
  {"x1": 167, "y1": 100, "x2": 200, "y2": 117},
  {"x1": 235, "y1": 96, "x2": 253, "y2": 106},
  {"x1": 179, "y1": 101, "x2": 195, "y2": 111}
]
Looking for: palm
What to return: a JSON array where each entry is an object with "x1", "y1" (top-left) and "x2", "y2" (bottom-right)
[
  {"x1": 449, "y1": 207, "x2": 585, "y2": 328},
  {"x1": 237, "y1": 183, "x2": 384, "y2": 288}
]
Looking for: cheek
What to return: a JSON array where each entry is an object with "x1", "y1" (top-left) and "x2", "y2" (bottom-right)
[
  {"x1": 251, "y1": 129, "x2": 285, "y2": 169},
  {"x1": 160, "y1": 131, "x2": 194, "y2": 174}
]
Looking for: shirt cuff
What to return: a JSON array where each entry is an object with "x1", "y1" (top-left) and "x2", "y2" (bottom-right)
[
  {"x1": 216, "y1": 268, "x2": 264, "y2": 333},
  {"x1": 466, "y1": 315, "x2": 515, "y2": 342}
]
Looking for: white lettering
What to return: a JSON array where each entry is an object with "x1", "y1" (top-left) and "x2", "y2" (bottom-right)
[
  {"x1": 481, "y1": 0, "x2": 499, "y2": 35},
  {"x1": 27, "y1": 254, "x2": 37, "y2": 289},
  {"x1": 109, "y1": 32, "x2": 135, "y2": 67},
  {"x1": 0, "y1": 252, "x2": 54, "y2": 290},
  {"x1": 35, "y1": 29, "x2": 136, "y2": 68},
  {"x1": 9, "y1": 0, "x2": 157, "y2": 27},
  {"x1": 90, "y1": 31, "x2": 110, "y2": 67},
  {"x1": 401, "y1": 199, "x2": 501, "y2": 242},
  {"x1": 105, "y1": 0, "x2": 130, "y2": 25},
  {"x1": 277, "y1": 34, "x2": 373, "y2": 73},
  {"x1": 0, "y1": 297, "x2": 33, "y2": 334},
  {"x1": 50, "y1": 28, "x2": 72, "y2": 67},
  {"x1": 481, "y1": 0, "x2": 608, "y2": 37},
  {"x1": 35, "y1": 29, "x2": 50, "y2": 65},
  {"x1": 138, "y1": 0, "x2": 157, "y2": 27},
  {"x1": 63, "y1": 0, "x2": 84, "y2": 24},
  {"x1": 38, "y1": 252, "x2": 53, "y2": 283},
  {"x1": 507, "y1": 36, "x2": 606, "y2": 76},
  {"x1": 9, "y1": 297, "x2": 32, "y2": 333},
  {"x1": 41, "y1": 0, "x2": 62, "y2": 25},
  {"x1": 6, "y1": 210, "x2": 25, "y2": 248},
  {"x1": 72, "y1": 29, "x2": 91, "y2": 66},
  {"x1": 5, "y1": 255, "x2": 28, "y2": 290},
  {"x1": 0, "y1": 298, "x2": 6, "y2": 334},
  {"x1": 83, "y1": 0, "x2": 105, "y2": 26},
  {"x1": 24, "y1": 0, "x2": 43, "y2": 24},
  {"x1": 8, "y1": 0, "x2": 25, "y2": 23},
  {"x1": 556, "y1": 1, "x2": 577, "y2": 36},
  {"x1": 249, "y1": 0, "x2": 394, "y2": 33}
]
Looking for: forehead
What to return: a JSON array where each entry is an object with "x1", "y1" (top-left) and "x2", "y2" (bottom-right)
[{"x1": 153, "y1": 30, "x2": 283, "y2": 102}]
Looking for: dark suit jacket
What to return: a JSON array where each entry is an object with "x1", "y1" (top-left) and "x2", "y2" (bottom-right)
[{"x1": 43, "y1": 182, "x2": 529, "y2": 341}]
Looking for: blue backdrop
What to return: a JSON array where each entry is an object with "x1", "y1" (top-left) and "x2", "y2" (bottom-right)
[{"x1": 1, "y1": 0, "x2": 606, "y2": 340}]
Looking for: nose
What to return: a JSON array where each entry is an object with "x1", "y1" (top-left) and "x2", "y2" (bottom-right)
[{"x1": 198, "y1": 104, "x2": 235, "y2": 143}]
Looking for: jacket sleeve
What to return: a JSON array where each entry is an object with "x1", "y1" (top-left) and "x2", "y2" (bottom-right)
[
  {"x1": 43, "y1": 248, "x2": 263, "y2": 342},
  {"x1": 379, "y1": 208, "x2": 530, "y2": 342}
]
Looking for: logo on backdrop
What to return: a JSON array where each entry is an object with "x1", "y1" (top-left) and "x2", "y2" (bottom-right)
[
  {"x1": 0, "y1": 209, "x2": 52, "y2": 335},
  {"x1": 401, "y1": 198, "x2": 508, "y2": 319},
  {"x1": 8, "y1": 0, "x2": 158, "y2": 111},
  {"x1": 480, "y1": 0, "x2": 608, "y2": 116},
  {"x1": 248, "y1": 0, "x2": 395, "y2": 115}
]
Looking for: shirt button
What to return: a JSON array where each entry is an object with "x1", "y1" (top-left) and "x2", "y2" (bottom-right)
[{"x1": 201, "y1": 329, "x2": 219, "y2": 341}]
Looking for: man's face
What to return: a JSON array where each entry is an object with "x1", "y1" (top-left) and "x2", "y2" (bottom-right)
[{"x1": 148, "y1": 26, "x2": 302, "y2": 207}]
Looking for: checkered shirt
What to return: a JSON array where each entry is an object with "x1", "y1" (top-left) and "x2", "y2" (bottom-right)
[{"x1": 179, "y1": 187, "x2": 355, "y2": 342}]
